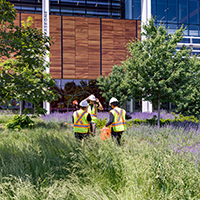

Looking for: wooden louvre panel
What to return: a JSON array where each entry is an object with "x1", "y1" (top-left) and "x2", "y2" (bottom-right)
[
  {"x1": 50, "y1": 15, "x2": 61, "y2": 79},
  {"x1": 63, "y1": 16, "x2": 75, "y2": 79},
  {"x1": 14, "y1": 13, "x2": 19, "y2": 26},
  {"x1": 102, "y1": 19, "x2": 139, "y2": 77},
  {"x1": 102, "y1": 19, "x2": 114, "y2": 76},
  {"x1": 137, "y1": 21, "x2": 141, "y2": 41},
  {"x1": 34, "y1": 14, "x2": 42, "y2": 29},
  {"x1": 113, "y1": 19, "x2": 126, "y2": 66},
  {"x1": 88, "y1": 18, "x2": 100, "y2": 79},
  {"x1": 75, "y1": 17, "x2": 89, "y2": 79}
]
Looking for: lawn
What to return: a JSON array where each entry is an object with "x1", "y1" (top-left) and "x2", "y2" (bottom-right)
[{"x1": 0, "y1": 113, "x2": 200, "y2": 199}]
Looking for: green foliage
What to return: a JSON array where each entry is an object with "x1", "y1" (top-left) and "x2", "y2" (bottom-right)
[
  {"x1": 97, "y1": 65, "x2": 130, "y2": 107},
  {"x1": 98, "y1": 17, "x2": 200, "y2": 125},
  {"x1": 5, "y1": 115, "x2": 34, "y2": 130},
  {"x1": 97, "y1": 117, "x2": 108, "y2": 129},
  {"x1": 175, "y1": 64, "x2": 200, "y2": 117},
  {"x1": 0, "y1": 122, "x2": 200, "y2": 199},
  {"x1": 0, "y1": 0, "x2": 57, "y2": 115},
  {"x1": 128, "y1": 114, "x2": 199, "y2": 126}
]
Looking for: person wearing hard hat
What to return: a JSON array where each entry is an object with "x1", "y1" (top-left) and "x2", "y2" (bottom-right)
[
  {"x1": 72, "y1": 100, "x2": 91, "y2": 141},
  {"x1": 104, "y1": 97, "x2": 132, "y2": 146},
  {"x1": 85, "y1": 94, "x2": 103, "y2": 136},
  {"x1": 73, "y1": 100, "x2": 79, "y2": 111}
]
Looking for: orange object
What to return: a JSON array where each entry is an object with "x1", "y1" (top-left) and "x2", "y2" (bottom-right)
[
  {"x1": 73, "y1": 100, "x2": 78, "y2": 106},
  {"x1": 101, "y1": 127, "x2": 111, "y2": 141}
]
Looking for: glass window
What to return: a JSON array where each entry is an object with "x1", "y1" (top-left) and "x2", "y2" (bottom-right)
[
  {"x1": 157, "y1": 0, "x2": 167, "y2": 22},
  {"x1": 179, "y1": 0, "x2": 188, "y2": 24},
  {"x1": 21, "y1": 4, "x2": 35, "y2": 11},
  {"x1": 50, "y1": 0, "x2": 60, "y2": 4},
  {"x1": 133, "y1": 0, "x2": 141, "y2": 20},
  {"x1": 189, "y1": 25, "x2": 198, "y2": 36},
  {"x1": 167, "y1": 23, "x2": 178, "y2": 34},
  {"x1": 151, "y1": 0, "x2": 156, "y2": 18},
  {"x1": 20, "y1": 0, "x2": 36, "y2": 2},
  {"x1": 50, "y1": 7, "x2": 60, "y2": 15},
  {"x1": 61, "y1": 8, "x2": 73, "y2": 15},
  {"x1": 189, "y1": 0, "x2": 198, "y2": 24},
  {"x1": 168, "y1": 0, "x2": 177, "y2": 23}
]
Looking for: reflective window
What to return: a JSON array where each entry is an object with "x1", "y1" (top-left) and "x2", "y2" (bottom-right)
[
  {"x1": 8, "y1": 0, "x2": 124, "y2": 19},
  {"x1": 168, "y1": 0, "x2": 177, "y2": 23},
  {"x1": 179, "y1": 0, "x2": 188, "y2": 24},
  {"x1": 151, "y1": 0, "x2": 156, "y2": 18},
  {"x1": 189, "y1": 0, "x2": 198, "y2": 24},
  {"x1": 189, "y1": 25, "x2": 199, "y2": 36},
  {"x1": 133, "y1": 0, "x2": 141, "y2": 20},
  {"x1": 167, "y1": 24, "x2": 178, "y2": 34},
  {"x1": 51, "y1": 79, "x2": 105, "y2": 112},
  {"x1": 157, "y1": 0, "x2": 167, "y2": 21}
]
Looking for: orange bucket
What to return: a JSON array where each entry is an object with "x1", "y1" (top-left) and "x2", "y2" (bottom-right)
[{"x1": 101, "y1": 127, "x2": 111, "y2": 141}]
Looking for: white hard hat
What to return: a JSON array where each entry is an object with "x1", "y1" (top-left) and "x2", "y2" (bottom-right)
[
  {"x1": 79, "y1": 100, "x2": 88, "y2": 107},
  {"x1": 89, "y1": 94, "x2": 96, "y2": 101},
  {"x1": 109, "y1": 97, "x2": 118, "y2": 105}
]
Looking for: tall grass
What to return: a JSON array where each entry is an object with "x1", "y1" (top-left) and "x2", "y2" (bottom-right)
[{"x1": 0, "y1": 121, "x2": 200, "y2": 199}]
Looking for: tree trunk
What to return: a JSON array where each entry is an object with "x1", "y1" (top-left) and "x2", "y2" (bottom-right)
[
  {"x1": 20, "y1": 100, "x2": 24, "y2": 115},
  {"x1": 157, "y1": 95, "x2": 160, "y2": 127}
]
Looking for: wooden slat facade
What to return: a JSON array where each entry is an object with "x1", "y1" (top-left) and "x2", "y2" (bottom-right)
[{"x1": 12, "y1": 14, "x2": 140, "y2": 79}]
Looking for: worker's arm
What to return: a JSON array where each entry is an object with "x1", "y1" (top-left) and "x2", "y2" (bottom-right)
[
  {"x1": 83, "y1": 96, "x2": 90, "y2": 102},
  {"x1": 72, "y1": 116, "x2": 74, "y2": 123},
  {"x1": 125, "y1": 112, "x2": 132, "y2": 120},
  {"x1": 87, "y1": 113, "x2": 92, "y2": 122},
  {"x1": 96, "y1": 98, "x2": 103, "y2": 110},
  {"x1": 105, "y1": 112, "x2": 114, "y2": 127}
]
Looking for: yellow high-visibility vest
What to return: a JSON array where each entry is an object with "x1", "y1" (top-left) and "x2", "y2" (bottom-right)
[
  {"x1": 73, "y1": 109, "x2": 90, "y2": 133},
  {"x1": 87, "y1": 104, "x2": 97, "y2": 123},
  {"x1": 110, "y1": 107, "x2": 126, "y2": 132}
]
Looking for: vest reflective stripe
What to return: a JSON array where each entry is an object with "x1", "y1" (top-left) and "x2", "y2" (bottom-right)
[
  {"x1": 87, "y1": 104, "x2": 97, "y2": 123},
  {"x1": 110, "y1": 107, "x2": 126, "y2": 132},
  {"x1": 73, "y1": 110, "x2": 90, "y2": 133},
  {"x1": 74, "y1": 124, "x2": 90, "y2": 128},
  {"x1": 112, "y1": 122, "x2": 126, "y2": 127}
]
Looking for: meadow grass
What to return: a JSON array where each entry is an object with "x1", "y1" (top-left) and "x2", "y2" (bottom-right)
[{"x1": 0, "y1": 120, "x2": 200, "y2": 199}]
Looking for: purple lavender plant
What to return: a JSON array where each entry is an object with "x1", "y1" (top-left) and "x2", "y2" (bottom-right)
[{"x1": 42, "y1": 112, "x2": 73, "y2": 123}]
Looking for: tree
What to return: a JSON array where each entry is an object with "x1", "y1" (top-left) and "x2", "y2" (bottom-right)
[
  {"x1": 97, "y1": 65, "x2": 130, "y2": 107},
  {"x1": 0, "y1": 0, "x2": 57, "y2": 115},
  {"x1": 175, "y1": 57, "x2": 200, "y2": 117},
  {"x1": 98, "y1": 18, "x2": 200, "y2": 126}
]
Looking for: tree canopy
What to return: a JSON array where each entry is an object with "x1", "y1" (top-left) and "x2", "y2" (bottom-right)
[
  {"x1": 98, "y1": 18, "x2": 200, "y2": 125},
  {"x1": 0, "y1": 0, "x2": 57, "y2": 114}
]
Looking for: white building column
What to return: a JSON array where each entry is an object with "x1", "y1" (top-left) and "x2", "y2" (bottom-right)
[
  {"x1": 42, "y1": 0, "x2": 50, "y2": 114},
  {"x1": 141, "y1": 0, "x2": 152, "y2": 112}
]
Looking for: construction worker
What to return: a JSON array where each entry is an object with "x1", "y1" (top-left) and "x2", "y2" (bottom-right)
[
  {"x1": 85, "y1": 94, "x2": 103, "y2": 135},
  {"x1": 72, "y1": 100, "x2": 91, "y2": 142},
  {"x1": 104, "y1": 97, "x2": 132, "y2": 146},
  {"x1": 73, "y1": 100, "x2": 79, "y2": 111}
]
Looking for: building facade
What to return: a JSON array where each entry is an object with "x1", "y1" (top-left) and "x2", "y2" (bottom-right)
[{"x1": 7, "y1": 0, "x2": 200, "y2": 112}]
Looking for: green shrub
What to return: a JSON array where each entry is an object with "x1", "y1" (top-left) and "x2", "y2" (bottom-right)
[
  {"x1": 97, "y1": 117, "x2": 107, "y2": 129},
  {"x1": 5, "y1": 115, "x2": 34, "y2": 130},
  {"x1": 128, "y1": 115, "x2": 199, "y2": 127}
]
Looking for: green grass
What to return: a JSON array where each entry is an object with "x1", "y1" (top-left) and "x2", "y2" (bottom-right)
[{"x1": 0, "y1": 120, "x2": 200, "y2": 199}]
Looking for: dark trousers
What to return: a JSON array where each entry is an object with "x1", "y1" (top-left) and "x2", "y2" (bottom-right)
[
  {"x1": 74, "y1": 132, "x2": 90, "y2": 140},
  {"x1": 111, "y1": 129, "x2": 123, "y2": 146}
]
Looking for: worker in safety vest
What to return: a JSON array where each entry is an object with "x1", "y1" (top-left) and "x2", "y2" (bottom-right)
[
  {"x1": 104, "y1": 97, "x2": 132, "y2": 146},
  {"x1": 85, "y1": 94, "x2": 103, "y2": 135},
  {"x1": 72, "y1": 100, "x2": 91, "y2": 141},
  {"x1": 73, "y1": 100, "x2": 79, "y2": 111}
]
